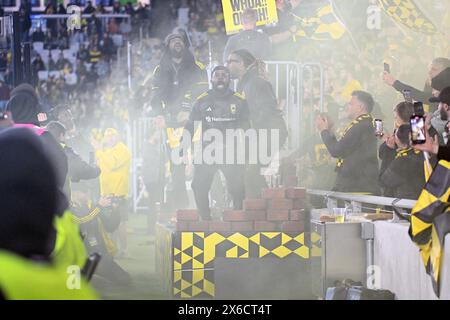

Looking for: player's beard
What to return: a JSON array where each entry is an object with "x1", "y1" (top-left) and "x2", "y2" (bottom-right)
[{"x1": 170, "y1": 47, "x2": 184, "y2": 59}]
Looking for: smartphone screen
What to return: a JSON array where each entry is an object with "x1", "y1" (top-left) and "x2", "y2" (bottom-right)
[
  {"x1": 413, "y1": 102, "x2": 425, "y2": 116},
  {"x1": 384, "y1": 63, "x2": 390, "y2": 73},
  {"x1": 410, "y1": 115, "x2": 426, "y2": 144},
  {"x1": 374, "y1": 119, "x2": 383, "y2": 136},
  {"x1": 402, "y1": 90, "x2": 412, "y2": 103}
]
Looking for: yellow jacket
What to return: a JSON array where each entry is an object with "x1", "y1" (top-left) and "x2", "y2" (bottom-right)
[
  {"x1": 96, "y1": 142, "x2": 131, "y2": 197},
  {"x1": 52, "y1": 211, "x2": 88, "y2": 270},
  {"x1": 0, "y1": 250, "x2": 98, "y2": 300}
]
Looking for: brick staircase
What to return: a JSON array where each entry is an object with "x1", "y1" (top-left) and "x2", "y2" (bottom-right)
[{"x1": 174, "y1": 187, "x2": 307, "y2": 233}]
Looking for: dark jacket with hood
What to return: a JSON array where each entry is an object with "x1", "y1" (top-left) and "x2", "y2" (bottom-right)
[
  {"x1": 0, "y1": 128, "x2": 60, "y2": 299},
  {"x1": 6, "y1": 84, "x2": 68, "y2": 190},
  {"x1": 0, "y1": 128, "x2": 59, "y2": 259},
  {"x1": 236, "y1": 66, "x2": 288, "y2": 147},
  {"x1": 0, "y1": 128, "x2": 65, "y2": 300},
  {"x1": 151, "y1": 49, "x2": 208, "y2": 126}
]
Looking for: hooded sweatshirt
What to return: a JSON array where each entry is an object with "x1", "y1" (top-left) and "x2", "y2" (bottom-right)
[
  {"x1": 6, "y1": 84, "x2": 68, "y2": 190},
  {"x1": 0, "y1": 128, "x2": 58, "y2": 259}
]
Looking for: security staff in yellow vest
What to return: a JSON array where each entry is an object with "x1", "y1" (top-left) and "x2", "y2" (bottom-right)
[
  {"x1": 52, "y1": 209, "x2": 89, "y2": 270},
  {"x1": 94, "y1": 128, "x2": 131, "y2": 258},
  {"x1": 150, "y1": 32, "x2": 208, "y2": 211},
  {"x1": 316, "y1": 91, "x2": 380, "y2": 194},
  {"x1": 0, "y1": 128, "x2": 97, "y2": 300}
]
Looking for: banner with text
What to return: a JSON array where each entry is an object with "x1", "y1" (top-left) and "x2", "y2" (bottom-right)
[{"x1": 222, "y1": 0, "x2": 278, "y2": 35}]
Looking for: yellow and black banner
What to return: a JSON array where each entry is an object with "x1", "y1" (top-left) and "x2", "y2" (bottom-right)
[
  {"x1": 293, "y1": 3, "x2": 346, "y2": 40},
  {"x1": 378, "y1": 0, "x2": 438, "y2": 35},
  {"x1": 410, "y1": 160, "x2": 450, "y2": 297},
  {"x1": 221, "y1": 0, "x2": 278, "y2": 35}
]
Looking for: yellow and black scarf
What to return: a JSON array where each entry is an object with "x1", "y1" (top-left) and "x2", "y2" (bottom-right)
[
  {"x1": 395, "y1": 147, "x2": 421, "y2": 159},
  {"x1": 336, "y1": 114, "x2": 373, "y2": 169}
]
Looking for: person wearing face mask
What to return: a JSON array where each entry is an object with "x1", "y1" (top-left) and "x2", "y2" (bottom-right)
[{"x1": 184, "y1": 66, "x2": 250, "y2": 221}]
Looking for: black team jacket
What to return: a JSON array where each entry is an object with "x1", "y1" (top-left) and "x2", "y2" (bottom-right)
[{"x1": 320, "y1": 114, "x2": 380, "y2": 195}]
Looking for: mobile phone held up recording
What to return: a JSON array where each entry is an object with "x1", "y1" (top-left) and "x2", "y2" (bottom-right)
[
  {"x1": 402, "y1": 89, "x2": 412, "y2": 103},
  {"x1": 413, "y1": 101, "x2": 425, "y2": 117},
  {"x1": 374, "y1": 119, "x2": 383, "y2": 137},
  {"x1": 410, "y1": 115, "x2": 426, "y2": 145},
  {"x1": 384, "y1": 62, "x2": 390, "y2": 74}
]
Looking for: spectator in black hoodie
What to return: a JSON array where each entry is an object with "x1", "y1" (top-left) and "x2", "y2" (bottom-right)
[
  {"x1": 6, "y1": 84, "x2": 68, "y2": 191},
  {"x1": 46, "y1": 121, "x2": 100, "y2": 197}
]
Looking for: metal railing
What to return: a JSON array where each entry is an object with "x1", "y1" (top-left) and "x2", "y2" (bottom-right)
[
  {"x1": 265, "y1": 61, "x2": 324, "y2": 152},
  {"x1": 307, "y1": 189, "x2": 417, "y2": 289},
  {"x1": 307, "y1": 189, "x2": 417, "y2": 212}
]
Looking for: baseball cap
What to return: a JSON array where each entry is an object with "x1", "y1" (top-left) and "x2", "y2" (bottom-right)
[
  {"x1": 430, "y1": 86, "x2": 450, "y2": 105},
  {"x1": 431, "y1": 67, "x2": 450, "y2": 92}
]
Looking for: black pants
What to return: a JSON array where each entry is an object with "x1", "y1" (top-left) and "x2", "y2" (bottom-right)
[{"x1": 191, "y1": 165, "x2": 245, "y2": 220}]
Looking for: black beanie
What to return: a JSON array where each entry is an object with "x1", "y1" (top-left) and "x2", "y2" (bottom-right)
[
  {"x1": 0, "y1": 128, "x2": 59, "y2": 259},
  {"x1": 6, "y1": 83, "x2": 40, "y2": 125}
]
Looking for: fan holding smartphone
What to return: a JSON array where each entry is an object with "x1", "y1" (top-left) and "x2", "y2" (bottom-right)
[
  {"x1": 410, "y1": 102, "x2": 426, "y2": 145},
  {"x1": 382, "y1": 58, "x2": 450, "y2": 113}
]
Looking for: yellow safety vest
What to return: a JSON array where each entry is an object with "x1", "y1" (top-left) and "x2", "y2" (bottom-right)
[
  {"x1": 0, "y1": 250, "x2": 98, "y2": 300},
  {"x1": 52, "y1": 211, "x2": 88, "y2": 269}
]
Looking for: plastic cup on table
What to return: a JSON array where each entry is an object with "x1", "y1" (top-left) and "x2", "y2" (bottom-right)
[{"x1": 333, "y1": 208, "x2": 346, "y2": 223}]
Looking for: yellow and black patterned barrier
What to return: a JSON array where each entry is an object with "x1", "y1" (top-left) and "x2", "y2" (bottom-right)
[{"x1": 156, "y1": 224, "x2": 312, "y2": 299}]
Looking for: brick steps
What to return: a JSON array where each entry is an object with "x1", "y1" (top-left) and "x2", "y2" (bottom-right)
[{"x1": 175, "y1": 187, "x2": 307, "y2": 232}]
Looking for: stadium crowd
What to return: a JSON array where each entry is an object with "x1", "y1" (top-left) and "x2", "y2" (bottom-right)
[{"x1": 0, "y1": 0, "x2": 450, "y2": 299}]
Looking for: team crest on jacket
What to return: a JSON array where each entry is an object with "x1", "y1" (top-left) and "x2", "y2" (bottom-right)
[{"x1": 230, "y1": 104, "x2": 236, "y2": 114}]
